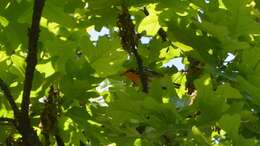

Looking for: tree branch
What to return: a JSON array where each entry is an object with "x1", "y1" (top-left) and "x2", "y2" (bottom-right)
[
  {"x1": 0, "y1": 78, "x2": 20, "y2": 115},
  {"x1": 21, "y1": 0, "x2": 46, "y2": 115},
  {"x1": 117, "y1": 6, "x2": 149, "y2": 93}
]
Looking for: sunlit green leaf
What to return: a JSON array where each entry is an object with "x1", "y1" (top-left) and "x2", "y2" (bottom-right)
[{"x1": 138, "y1": 4, "x2": 161, "y2": 36}]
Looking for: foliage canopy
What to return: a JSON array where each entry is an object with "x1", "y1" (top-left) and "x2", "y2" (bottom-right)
[{"x1": 1, "y1": 0, "x2": 260, "y2": 145}]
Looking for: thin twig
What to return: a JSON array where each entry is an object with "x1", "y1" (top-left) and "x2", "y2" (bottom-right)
[
  {"x1": 0, "y1": 79, "x2": 20, "y2": 115},
  {"x1": 55, "y1": 134, "x2": 65, "y2": 146},
  {"x1": 0, "y1": 117, "x2": 17, "y2": 127},
  {"x1": 0, "y1": 117, "x2": 15, "y2": 123},
  {"x1": 132, "y1": 49, "x2": 148, "y2": 93},
  {"x1": 21, "y1": 0, "x2": 46, "y2": 115}
]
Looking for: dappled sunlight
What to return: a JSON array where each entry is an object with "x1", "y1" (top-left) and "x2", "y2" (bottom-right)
[
  {"x1": 36, "y1": 62, "x2": 55, "y2": 78},
  {"x1": 0, "y1": 0, "x2": 259, "y2": 145},
  {"x1": 203, "y1": 77, "x2": 211, "y2": 86}
]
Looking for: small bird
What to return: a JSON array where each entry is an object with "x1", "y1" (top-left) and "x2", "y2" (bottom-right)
[
  {"x1": 122, "y1": 68, "x2": 163, "y2": 86},
  {"x1": 122, "y1": 68, "x2": 181, "y2": 89}
]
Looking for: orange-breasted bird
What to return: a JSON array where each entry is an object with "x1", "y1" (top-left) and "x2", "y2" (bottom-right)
[
  {"x1": 122, "y1": 68, "x2": 181, "y2": 89},
  {"x1": 122, "y1": 68, "x2": 163, "y2": 86}
]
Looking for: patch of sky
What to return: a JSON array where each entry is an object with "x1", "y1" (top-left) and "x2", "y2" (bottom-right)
[
  {"x1": 163, "y1": 57, "x2": 185, "y2": 71},
  {"x1": 223, "y1": 52, "x2": 235, "y2": 65},
  {"x1": 93, "y1": 80, "x2": 111, "y2": 107},
  {"x1": 204, "y1": 0, "x2": 210, "y2": 3},
  {"x1": 212, "y1": 137, "x2": 221, "y2": 144},
  {"x1": 140, "y1": 36, "x2": 152, "y2": 44},
  {"x1": 197, "y1": 9, "x2": 204, "y2": 23},
  {"x1": 88, "y1": 27, "x2": 110, "y2": 41},
  {"x1": 96, "y1": 79, "x2": 111, "y2": 93}
]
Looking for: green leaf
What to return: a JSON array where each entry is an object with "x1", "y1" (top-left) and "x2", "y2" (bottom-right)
[
  {"x1": 191, "y1": 126, "x2": 210, "y2": 145},
  {"x1": 36, "y1": 61, "x2": 55, "y2": 78},
  {"x1": 0, "y1": 16, "x2": 9, "y2": 27},
  {"x1": 138, "y1": 4, "x2": 161, "y2": 36},
  {"x1": 0, "y1": 51, "x2": 8, "y2": 62},
  {"x1": 223, "y1": 0, "x2": 260, "y2": 36},
  {"x1": 10, "y1": 55, "x2": 25, "y2": 80},
  {"x1": 1, "y1": 1, "x2": 260, "y2": 145},
  {"x1": 65, "y1": 107, "x2": 90, "y2": 127},
  {"x1": 85, "y1": 35, "x2": 127, "y2": 77},
  {"x1": 195, "y1": 21, "x2": 249, "y2": 51},
  {"x1": 194, "y1": 74, "x2": 229, "y2": 122},
  {"x1": 237, "y1": 75, "x2": 260, "y2": 106},
  {"x1": 219, "y1": 114, "x2": 255, "y2": 146},
  {"x1": 43, "y1": 0, "x2": 76, "y2": 27},
  {"x1": 215, "y1": 84, "x2": 242, "y2": 99}
]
